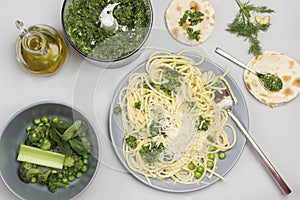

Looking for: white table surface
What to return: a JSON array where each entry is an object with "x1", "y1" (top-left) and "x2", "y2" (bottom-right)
[{"x1": 1, "y1": 0, "x2": 299, "y2": 199}]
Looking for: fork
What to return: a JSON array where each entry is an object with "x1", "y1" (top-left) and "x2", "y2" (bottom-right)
[{"x1": 217, "y1": 91, "x2": 292, "y2": 195}]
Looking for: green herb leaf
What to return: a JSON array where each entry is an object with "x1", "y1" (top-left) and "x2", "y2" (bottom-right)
[{"x1": 226, "y1": 0, "x2": 275, "y2": 57}]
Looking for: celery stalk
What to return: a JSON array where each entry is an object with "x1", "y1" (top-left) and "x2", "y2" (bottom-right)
[{"x1": 17, "y1": 144, "x2": 65, "y2": 169}]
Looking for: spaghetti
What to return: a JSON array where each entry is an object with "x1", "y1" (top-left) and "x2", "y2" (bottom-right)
[{"x1": 117, "y1": 50, "x2": 236, "y2": 185}]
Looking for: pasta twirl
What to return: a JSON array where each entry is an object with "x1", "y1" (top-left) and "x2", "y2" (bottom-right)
[{"x1": 118, "y1": 50, "x2": 236, "y2": 185}]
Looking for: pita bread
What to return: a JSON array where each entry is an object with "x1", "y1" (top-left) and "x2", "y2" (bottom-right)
[
  {"x1": 244, "y1": 51, "x2": 300, "y2": 107},
  {"x1": 165, "y1": 0, "x2": 215, "y2": 45}
]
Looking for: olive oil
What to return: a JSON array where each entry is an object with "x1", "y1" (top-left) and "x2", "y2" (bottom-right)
[{"x1": 15, "y1": 21, "x2": 68, "y2": 76}]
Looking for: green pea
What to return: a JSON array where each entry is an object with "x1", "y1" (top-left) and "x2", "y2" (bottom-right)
[
  {"x1": 209, "y1": 153, "x2": 216, "y2": 160},
  {"x1": 30, "y1": 177, "x2": 37, "y2": 183},
  {"x1": 188, "y1": 162, "x2": 195, "y2": 170},
  {"x1": 81, "y1": 165, "x2": 88, "y2": 173},
  {"x1": 62, "y1": 177, "x2": 68, "y2": 183},
  {"x1": 83, "y1": 158, "x2": 88, "y2": 165},
  {"x1": 26, "y1": 126, "x2": 32, "y2": 132},
  {"x1": 34, "y1": 118, "x2": 41, "y2": 125},
  {"x1": 219, "y1": 152, "x2": 226, "y2": 159},
  {"x1": 68, "y1": 175, "x2": 75, "y2": 182},
  {"x1": 51, "y1": 170, "x2": 58, "y2": 174},
  {"x1": 58, "y1": 173, "x2": 63, "y2": 179},
  {"x1": 41, "y1": 116, "x2": 49, "y2": 123},
  {"x1": 51, "y1": 116, "x2": 59, "y2": 123},
  {"x1": 194, "y1": 171, "x2": 202, "y2": 179},
  {"x1": 197, "y1": 166, "x2": 204, "y2": 173},
  {"x1": 207, "y1": 160, "x2": 214, "y2": 169},
  {"x1": 76, "y1": 172, "x2": 82, "y2": 178},
  {"x1": 209, "y1": 145, "x2": 217, "y2": 152},
  {"x1": 83, "y1": 154, "x2": 89, "y2": 159}
]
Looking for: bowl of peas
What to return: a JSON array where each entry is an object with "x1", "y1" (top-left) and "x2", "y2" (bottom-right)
[{"x1": 0, "y1": 101, "x2": 101, "y2": 200}]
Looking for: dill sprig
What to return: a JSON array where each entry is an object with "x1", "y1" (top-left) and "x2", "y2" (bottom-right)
[{"x1": 226, "y1": 0, "x2": 275, "y2": 57}]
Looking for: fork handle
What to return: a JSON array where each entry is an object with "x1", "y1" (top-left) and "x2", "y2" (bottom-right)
[
  {"x1": 215, "y1": 47, "x2": 257, "y2": 75},
  {"x1": 227, "y1": 111, "x2": 292, "y2": 195}
]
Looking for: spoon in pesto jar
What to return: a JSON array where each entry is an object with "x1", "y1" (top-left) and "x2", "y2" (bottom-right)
[{"x1": 215, "y1": 47, "x2": 283, "y2": 92}]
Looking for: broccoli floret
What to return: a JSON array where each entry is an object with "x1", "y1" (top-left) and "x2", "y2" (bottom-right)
[
  {"x1": 63, "y1": 155, "x2": 84, "y2": 177},
  {"x1": 18, "y1": 162, "x2": 43, "y2": 183},
  {"x1": 39, "y1": 139, "x2": 52, "y2": 151},
  {"x1": 47, "y1": 173, "x2": 69, "y2": 193},
  {"x1": 25, "y1": 124, "x2": 52, "y2": 149},
  {"x1": 63, "y1": 156, "x2": 75, "y2": 168},
  {"x1": 37, "y1": 170, "x2": 52, "y2": 185}
]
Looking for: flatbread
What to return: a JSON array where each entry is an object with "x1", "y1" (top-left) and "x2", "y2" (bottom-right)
[
  {"x1": 165, "y1": 0, "x2": 215, "y2": 45},
  {"x1": 244, "y1": 51, "x2": 300, "y2": 107}
]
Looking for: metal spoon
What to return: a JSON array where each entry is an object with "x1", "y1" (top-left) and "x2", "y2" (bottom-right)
[
  {"x1": 215, "y1": 47, "x2": 283, "y2": 92},
  {"x1": 216, "y1": 90, "x2": 292, "y2": 195}
]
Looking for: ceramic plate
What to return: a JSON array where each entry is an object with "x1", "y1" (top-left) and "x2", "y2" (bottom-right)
[{"x1": 109, "y1": 53, "x2": 248, "y2": 192}]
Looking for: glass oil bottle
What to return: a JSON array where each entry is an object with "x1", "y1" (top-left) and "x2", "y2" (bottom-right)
[{"x1": 15, "y1": 20, "x2": 68, "y2": 76}]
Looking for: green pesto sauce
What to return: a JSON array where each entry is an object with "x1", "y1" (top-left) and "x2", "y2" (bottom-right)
[
  {"x1": 160, "y1": 66, "x2": 182, "y2": 96},
  {"x1": 139, "y1": 141, "x2": 164, "y2": 164},
  {"x1": 259, "y1": 73, "x2": 283, "y2": 92},
  {"x1": 64, "y1": 0, "x2": 151, "y2": 60}
]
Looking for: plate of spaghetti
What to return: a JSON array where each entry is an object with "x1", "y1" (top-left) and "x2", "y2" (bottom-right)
[{"x1": 109, "y1": 50, "x2": 248, "y2": 192}]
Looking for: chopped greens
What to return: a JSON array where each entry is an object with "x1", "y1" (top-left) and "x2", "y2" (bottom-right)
[
  {"x1": 143, "y1": 82, "x2": 155, "y2": 90},
  {"x1": 188, "y1": 10, "x2": 204, "y2": 26},
  {"x1": 125, "y1": 135, "x2": 137, "y2": 148},
  {"x1": 160, "y1": 66, "x2": 182, "y2": 96},
  {"x1": 226, "y1": 0, "x2": 275, "y2": 57},
  {"x1": 134, "y1": 101, "x2": 141, "y2": 109},
  {"x1": 148, "y1": 120, "x2": 166, "y2": 138},
  {"x1": 196, "y1": 115, "x2": 210, "y2": 131},
  {"x1": 113, "y1": 106, "x2": 122, "y2": 114},
  {"x1": 139, "y1": 142, "x2": 164, "y2": 164},
  {"x1": 187, "y1": 27, "x2": 201, "y2": 41},
  {"x1": 207, "y1": 135, "x2": 214, "y2": 143},
  {"x1": 178, "y1": 8, "x2": 204, "y2": 41},
  {"x1": 63, "y1": 0, "x2": 151, "y2": 60}
]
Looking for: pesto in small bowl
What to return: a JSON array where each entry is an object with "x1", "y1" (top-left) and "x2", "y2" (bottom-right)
[{"x1": 62, "y1": 0, "x2": 152, "y2": 62}]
